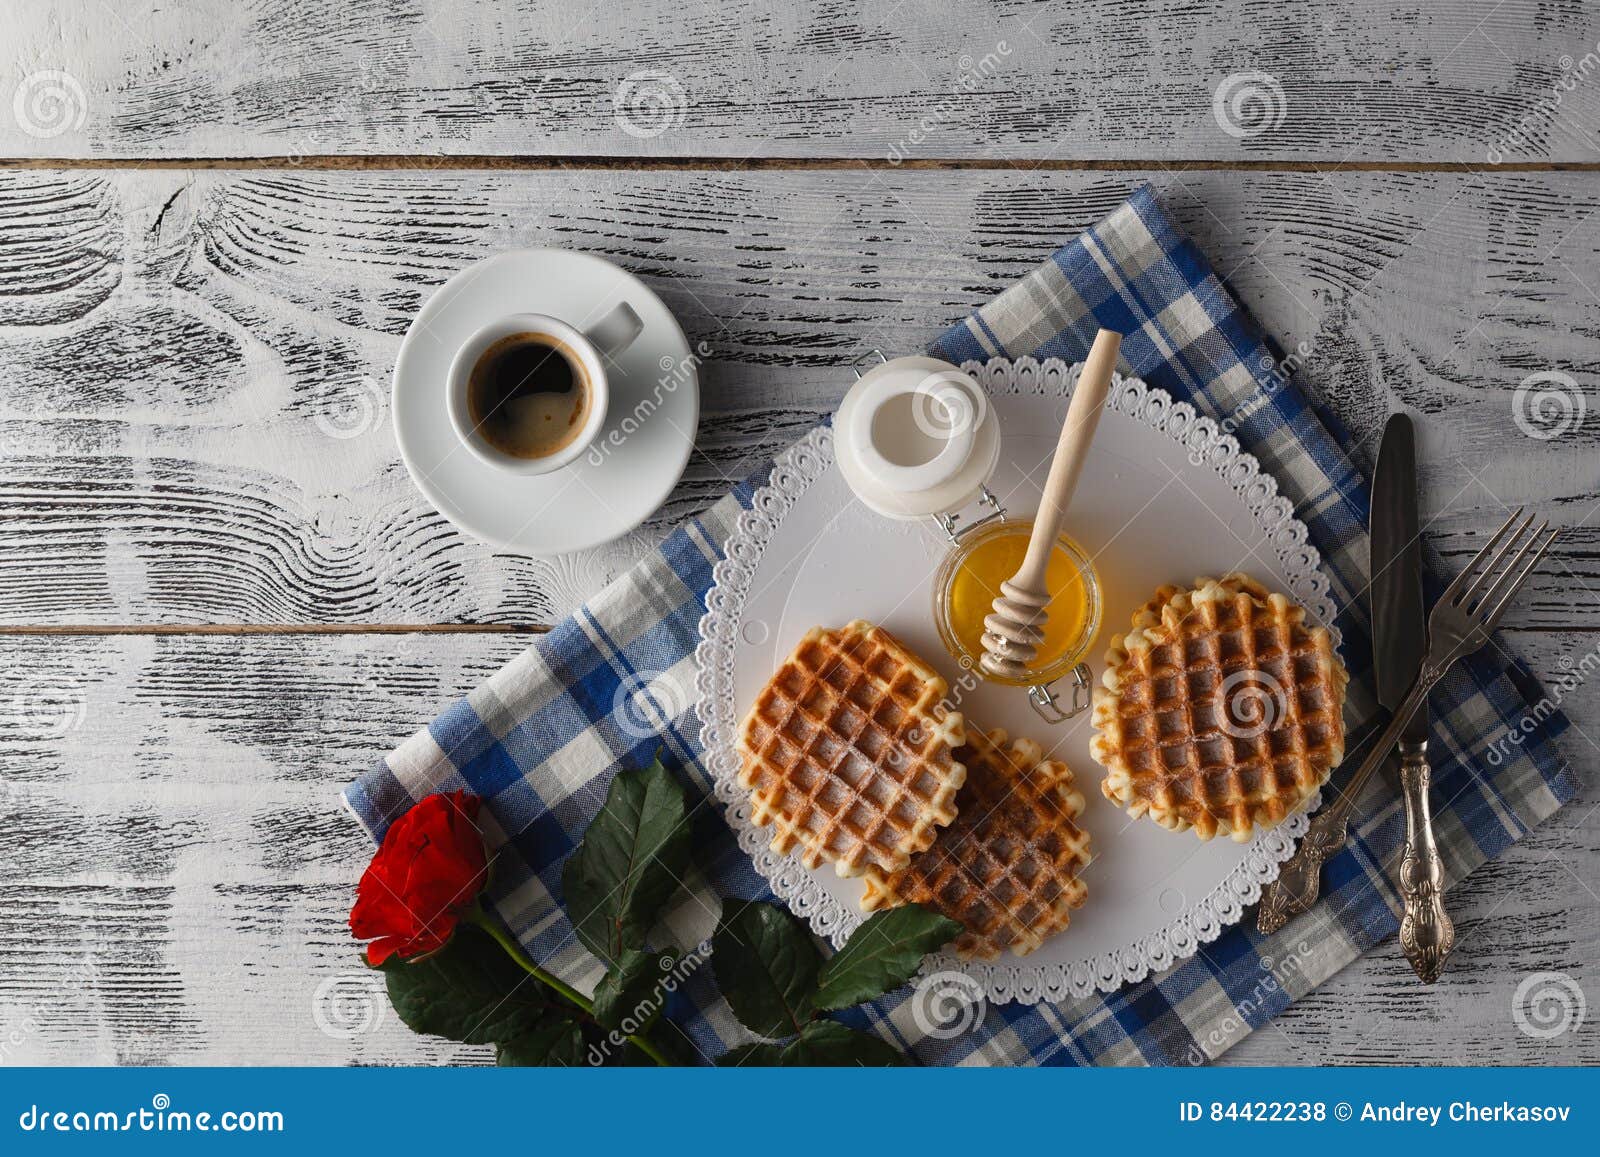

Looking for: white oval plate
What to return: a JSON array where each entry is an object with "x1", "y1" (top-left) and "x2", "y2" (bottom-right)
[
  {"x1": 696, "y1": 358, "x2": 1340, "y2": 1004},
  {"x1": 393, "y1": 249, "x2": 698, "y2": 556}
]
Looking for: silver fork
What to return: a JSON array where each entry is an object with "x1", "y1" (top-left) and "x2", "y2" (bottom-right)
[{"x1": 1257, "y1": 509, "x2": 1560, "y2": 955}]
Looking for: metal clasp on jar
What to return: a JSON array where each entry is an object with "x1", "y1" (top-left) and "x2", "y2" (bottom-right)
[
  {"x1": 934, "y1": 485, "x2": 1006, "y2": 544},
  {"x1": 1027, "y1": 665, "x2": 1093, "y2": 725},
  {"x1": 849, "y1": 348, "x2": 889, "y2": 380}
]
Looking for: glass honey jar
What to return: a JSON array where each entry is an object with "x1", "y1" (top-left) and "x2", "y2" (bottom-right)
[
  {"x1": 835, "y1": 352, "x2": 1101, "y2": 723},
  {"x1": 933, "y1": 516, "x2": 1101, "y2": 687}
]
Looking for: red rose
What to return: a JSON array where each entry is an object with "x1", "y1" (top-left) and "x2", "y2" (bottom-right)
[{"x1": 350, "y1": 790, "x2": 489, "y2": 966}]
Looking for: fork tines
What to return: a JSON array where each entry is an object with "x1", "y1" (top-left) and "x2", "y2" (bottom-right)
[{"x1": 1446, "y1": 507, "x2": 1562, "y2": 628}]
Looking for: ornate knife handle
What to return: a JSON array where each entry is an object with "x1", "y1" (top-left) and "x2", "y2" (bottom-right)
[
  {"x1": 1397, "y1": 741, "x2": 1455, "y2": 983},
  {"x1": 1257, "y1": 670, "x2": 1436, "y2": 934}
]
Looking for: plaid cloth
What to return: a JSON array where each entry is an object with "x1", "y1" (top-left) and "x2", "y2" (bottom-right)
[{"x1": 345, "y1": 186, "x2": 1574, "y2": 1066}]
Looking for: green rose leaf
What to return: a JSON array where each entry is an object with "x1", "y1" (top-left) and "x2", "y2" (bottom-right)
[
  {"x1": 780, "y1": 1019, "x2": 906, "y2": 1066},
  {"x1": 495, "y1": 1020, "x2": 588, "y2": 1067},
  {"x1": 593, "y1": 948, "x2": 674, "y2": 1033},
  {"x1": 712, "y1": 900, "x2": 822, "y2": 1039},
  {"x1": 562, "y1": 756, "x2": 692, "y2": 966},
  {"x1": 812, "y1": 905, "x2": 962, "y2": 1011},
  {"x1": 381, "y1": 924, "x2": 568, "y2": 1045}
]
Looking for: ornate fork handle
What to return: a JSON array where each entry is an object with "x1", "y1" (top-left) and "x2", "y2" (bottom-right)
[
  {"x1": 1257, "y1": 798, "x2": 1353, "y2": 933},
  {"x1": 1257, "y1": 666, "x2": 1438, "y2": 933},
  {"x1": 1397, "y1": 742, "x2": 1455, "y2": 983}
]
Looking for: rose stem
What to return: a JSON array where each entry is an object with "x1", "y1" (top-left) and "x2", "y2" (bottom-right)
[{"x1": 467, "y1": 909, "x2": 672, "y2": 1067}]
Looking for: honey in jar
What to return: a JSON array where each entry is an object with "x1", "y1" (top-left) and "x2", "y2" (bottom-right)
[{"x1": 934, "y1": 519, "x2": 1101, "y2": 687}]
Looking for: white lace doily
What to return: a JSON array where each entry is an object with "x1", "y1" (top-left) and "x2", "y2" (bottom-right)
[{"x1": 695, "y1": 357, "x2": 1340, "y2": 1005}]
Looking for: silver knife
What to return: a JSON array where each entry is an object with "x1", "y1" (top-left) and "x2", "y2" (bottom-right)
[{"x1": 1371, "y1": 413, "x2": 1454, "y2": 983}]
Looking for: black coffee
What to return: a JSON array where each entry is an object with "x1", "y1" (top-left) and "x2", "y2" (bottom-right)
[{"x1": 467, "y1": 333, "x2": 591, "y2": 459}]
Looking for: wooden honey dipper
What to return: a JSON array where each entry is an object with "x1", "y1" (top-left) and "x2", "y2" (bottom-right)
[{"x1": 979, "y1": 328, "x2": 1121, "y2": 681}]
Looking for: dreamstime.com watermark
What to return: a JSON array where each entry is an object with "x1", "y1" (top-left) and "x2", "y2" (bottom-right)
[
  {"x1": 1217, "y1": 668, "x2": 1289, "y2": 739},
  {"x1": 586, "y1": 940, "x2": 711, "y2": 1065},
  {"x1": 11, "y1": 70, "x2": 88, "y2": 138},
  {"x1": 1489, "y1": 41, "x2": 1600, "y2": 163},
  {"x1": 1185, "y1": 938, "x2": 1315, "y2": 1064},
  {"x1": 7, "y1": 677, "x2": 86, "y2": 741},
  {"x1": 1486, "y1": 639, "x2": 1600, "y2": 766},
  {"x1": 312, "y1": 374, "x2": 387, "y2": 440},
  {"x1": 586, "y1": 341, "x2": 710, "y2": 465},
  {"x1": 1193, "y1": 341, "x2": 1314, "y2": 464},
  {"x1": 1, "y1": 959, "x2": 99, "y2": 1064},
  {"x1": 927, "y1": 655, "x2": 987, "y2": 735},
  {"x1": 16, "y1": 1094, "x2": 284, "y2": 1134},
  {"x1": 910, "y1": 368, "x2": 989, "y2": 443},
  {"x1": 911, "y1": 970, "x2": 987, "y2": 1038},
  {"x1": 886, "y1": 43, "x2": 1013, "y2": 164},
  {"x1": 1512, "y1": 370, "x2": 1588, "y2": 441},
  {"x1": 281, "y1": 55, "x2": 385, "y2": 165},
  {"x1": 614, "y1": 70, "x2": 688, "y2": 139},
  {"x1": 0, "y1": 1016, "x2": 40, "y2": 1065},
  {"x1": 1212, "y1": 71, "x2": 1288, "y2": 140},
  {"x1": 1511, "y1": 971, "x2": 1586, "y2": 1040},
  {"x1": 864, "y1": 652, "x2": 985, "y2": 768},
  {"x1": 612, "y1": 668, "x2": 696, "y2": 740},
  {"x1": 312, "y1": 971, "x2": 388, "y2": 1041}
]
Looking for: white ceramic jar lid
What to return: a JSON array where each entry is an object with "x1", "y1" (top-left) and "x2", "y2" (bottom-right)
[{"x1": 834, "y1": 356, "x2": 1000, "y2": 520}]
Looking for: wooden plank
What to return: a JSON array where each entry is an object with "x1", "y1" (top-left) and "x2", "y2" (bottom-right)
[
  {"x1": 4, "y1": 2, "x2": 1600, "y2": 163},
  {"x1": 2, "y1": 167, "x2": 1599, "y2": 627},
  {"x1": 0, "y1": 630, "x2": 527, "y2": 1065},
  {"x1": 0, "y1": 627, "x2": 1592, "y2": 1064}
]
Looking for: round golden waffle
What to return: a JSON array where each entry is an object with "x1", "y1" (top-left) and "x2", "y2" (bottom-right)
[
  {"x1": 1089, "y1": 574, "x2": 1347, "y2": 842},
  {"x1": 736, "y1": 620, "x2": 967, "y2": 878},
  {"x1": 861, "y1": 725, "x2": 1091, "y2": 959}
]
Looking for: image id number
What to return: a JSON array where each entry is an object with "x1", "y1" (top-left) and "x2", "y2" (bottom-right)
[{"x1": 1179, "y1": 1102, "x2": 1328, "y2": 1123}]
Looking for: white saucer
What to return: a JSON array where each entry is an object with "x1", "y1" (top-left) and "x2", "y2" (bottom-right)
[{"x1": 392, "y1": 249, "x2": 699, "y2": 556}]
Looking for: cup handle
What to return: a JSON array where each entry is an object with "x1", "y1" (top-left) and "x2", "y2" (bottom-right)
[{"x1": 583, "y1": 301, "x2": 644, "y2": 358}]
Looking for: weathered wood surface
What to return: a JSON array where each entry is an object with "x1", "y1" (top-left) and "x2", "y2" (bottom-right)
[
  {"x1": 0, "y1": 629, "x2": 1593, "y2": 1065},
  {"x1": 3, "y1": 0, "x2": 1598, "y2": 1070},
  {"x1": 3, "y1": 167, "x2": 1600, "y2": 628},
  {"x1": 0, "y1": 631, "x2": 525, "y2": 1065},
  {"x1": 4, "y1": 1, "x2": 1600, "y2": 162}
]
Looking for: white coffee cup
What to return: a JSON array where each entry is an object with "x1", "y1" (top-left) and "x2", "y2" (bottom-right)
[{"x1": 447, "y1": 302, "x2": 644, "y2": 475}]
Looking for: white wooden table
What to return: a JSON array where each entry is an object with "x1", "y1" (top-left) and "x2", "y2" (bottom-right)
[{"x1": 2, "y1": 0, "x2": 1596, "y2": 1065}]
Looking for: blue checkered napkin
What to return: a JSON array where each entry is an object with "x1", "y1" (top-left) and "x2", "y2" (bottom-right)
[{"x1": 345, "y1": 186, "x2": 1574, "y2": 1066}]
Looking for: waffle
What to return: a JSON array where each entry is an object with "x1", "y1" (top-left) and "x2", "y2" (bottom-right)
[
  {"x1": 862, "y1": 725, "x2": 1092, "y2": 960},
  {"x1": 736, "y1": 621, "x2": 967, "y2": 878},
  {"x1": 1089, "y1": 574, "x2": 1347, "y2": 842}
]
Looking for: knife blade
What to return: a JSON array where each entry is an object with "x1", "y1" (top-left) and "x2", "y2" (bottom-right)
[{"x1": 1371, "y1": 413, "x2": 1428, "y2": 744}]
